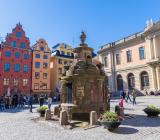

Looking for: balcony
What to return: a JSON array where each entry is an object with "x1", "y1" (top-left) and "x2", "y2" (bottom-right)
[{"x1": 146, "y1": 58, "x2": 160, "y2": 65}]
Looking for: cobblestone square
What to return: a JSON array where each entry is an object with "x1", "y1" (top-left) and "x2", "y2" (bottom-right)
[{"x1": 0, "y1": 96, "x2": 160, "y2": 140}]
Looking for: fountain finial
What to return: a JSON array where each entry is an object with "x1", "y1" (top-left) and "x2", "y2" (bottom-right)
[{"x1": 80, "y1": 31, "x2": 86, "y2": 45}]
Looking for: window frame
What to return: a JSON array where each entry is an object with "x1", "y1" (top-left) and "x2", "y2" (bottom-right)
[
  {"x1": 20, "y1": 42, "x2": 25, "y2": 49},
  {"x1": 23, "y1": 64, "x2": 28, "y2": 73},
  {"x1": 15, "y1": 52, "x2": 20, "y2": 58},
  {"x1": 35, "y1": 54, "x2": 40, "y2": 58},
  {"x1": 24, "y1": 54, "x2": 29, "y2": 59},
  {"x1": 4, "y1": 63, "x2": 10, "y2": 72},
  {"x1": 35, "y1": 62, "x2": 40, "y2": 68},
  {"x1": 139, "y1": 46, "x2": 145, "y2": 60},
  {"x1": 14, "y1": 64, "x2": 20, "y2": 72},
  {"x1": 16, "y1": 32, "x2": 21, "y2": 37},
  {"x1": 5, "y1": 51, "x2": 11, "y2": 57},
  {"x1": 126, "y1": 50, "x2": 132, "y2": 62},
  {"x1": 116, "y1": 53, "x2": 121, "y2": 65},
  {"x1": 43, "y1": 73, "x2": 47, "y2": 79}
]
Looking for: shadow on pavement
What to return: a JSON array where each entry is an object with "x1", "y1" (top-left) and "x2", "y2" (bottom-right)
[
  {"x1": 112, "y1": 127, "x2": 138, "y2": 134},
  {"x1": 0, "y1": 106, "x2": 37, "y2": 113},
  {"x1": 122, "y1": 114, "x2": 160, "y2": 127}
]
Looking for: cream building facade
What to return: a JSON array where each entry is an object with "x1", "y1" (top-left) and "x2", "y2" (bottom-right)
[
  {"x1": 32, "y1": 39, "x2": 51, "y2": 95},
  {"x1": 98, "y1": 20, "x2": 160, "y2": 95},
  {"x1": 50, "y1": 43, "x2": 74, "y2": 95}
]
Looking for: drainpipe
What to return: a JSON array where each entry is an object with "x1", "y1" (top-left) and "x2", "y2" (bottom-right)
[{"x1": 111, "y1": 43, "x2": 116, "y2": 94}]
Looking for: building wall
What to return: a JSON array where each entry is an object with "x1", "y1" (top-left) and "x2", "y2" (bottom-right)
[
  {"x1": 32, "y1": 39, "x2": 51, "y2": 95},
  {"x1": 0, "y1": 23, "x2": 32, "y2": 96},
  {"x1": 50, "y1": 43, "x2": 74, "y2": 94},
  {"x1": 98, "y1": 20, "x2": 160, "y2": 95}
]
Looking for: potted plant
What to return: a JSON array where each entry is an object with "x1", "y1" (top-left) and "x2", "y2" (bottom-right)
[
  {"x1": 37, "y1": 106, "x2": 48, "y2": 117},
  {"x1": 143, "y1": 105, "x2": 160, "y2": 117},
  {"x1": 100, "y1": 111, "x2": 121, "y2": 131}
]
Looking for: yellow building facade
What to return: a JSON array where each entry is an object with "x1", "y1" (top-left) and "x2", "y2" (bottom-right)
[
  {"x1": 32, "y1": 39, "x2": 51, "y2": 95},
  {"x1": 98, "y1": 20, "x2": 160, "y2": 95},
  {"x1": 50, "y1": 43, "x2": 74, "y2": 94}
]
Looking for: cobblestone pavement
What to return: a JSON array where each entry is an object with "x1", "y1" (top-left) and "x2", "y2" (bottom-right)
[{"x1": 0, "y1": 96, "x2": 160, "y2": 140}]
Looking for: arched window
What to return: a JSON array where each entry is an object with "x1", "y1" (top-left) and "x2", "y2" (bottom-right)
[
  {"x1": 117, "y1": 74, "x2": 123, "y2": 91},
  {"x1": 141, "y1": 71, "x2": 149, "y2": 90},
  {"x1": 127, "y1": 73, "x2": 135, "y2": 90}
]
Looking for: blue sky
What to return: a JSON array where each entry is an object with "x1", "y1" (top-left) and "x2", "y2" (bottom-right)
[{"x1": 0, "y1": 0, "x2": 160, "y2": 52}]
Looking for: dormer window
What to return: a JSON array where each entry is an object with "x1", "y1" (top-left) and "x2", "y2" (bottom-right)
[
  {"x1": 61, "y1": 51, "x2": 65, "y2": 55},
  {"x1": 11, "y1": 41, "x2": 16, "y2": 47},
  {"x1": 40, "y1": 47, "x2": 44, "y2": 51},
  {"x1": 16, "y1": 32, "x2": 21, "y2": 37}
]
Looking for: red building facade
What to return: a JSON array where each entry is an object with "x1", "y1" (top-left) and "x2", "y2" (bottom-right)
[{"x1": 0, "y1": 23, "x2": 32, "y2": 96}]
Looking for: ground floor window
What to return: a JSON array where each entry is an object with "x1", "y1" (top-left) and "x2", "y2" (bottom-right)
[
  {"x1": 41, "y1": 83, "x2": 47, "y2": 89},
  {"x1": 23, "y1": 79, "x2": 28, "y2": 86},
  {"x1": 34, "y1": 83, "x2": 39, "y2": 89},
  {"x1": 14, "y1": 78, "x2": 19, "y2": 86},
  {"x1": 141, "y1": 71, "x2": 149, "y2": 90},
  {"x1": 3, "y1": 78, "x2": 9, "y2": 85},
  {"x1": 117, "y1": 74, "x2": 123, "y2": 91},
  {"x1": 128, "y1": 73, "x2": 135, "y2": 90}
]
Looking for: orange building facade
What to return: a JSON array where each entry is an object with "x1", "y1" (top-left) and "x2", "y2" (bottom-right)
[{"x1": 31, "y1": 39, "x2": 51, "y2": 95}]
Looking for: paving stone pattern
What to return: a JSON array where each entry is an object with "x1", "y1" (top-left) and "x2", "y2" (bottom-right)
[{"x1": 0, "y1": 96, "x2": 160, "y2": 140}]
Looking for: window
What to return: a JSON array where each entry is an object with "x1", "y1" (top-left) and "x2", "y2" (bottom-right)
[
  {"x1": 14, "y1": 64, "x2": 20, "y2": 72},
  {"x1": 34, "y1": 83, "x2": 39, "y2": 89},
  {"x1": 61, "y1": 51, "x2": 65, "y2": 55},
  {"x1": 40, "y1": 47, "x2": 44, "y2": 51},
  {"x1": 41, "y1": 83, "x2": 47, "y2": 89},
  {"x1": 16, "y1": 32, "x2": 21, "y2": 37},
  {"x1": 104, "y1": 56, "x2": 108, "y2": 67},
  {"x1": 5, "y1": 51, "x2": 11, "y2": 57},
  {"x1": 64, "y1": 44, "x2": 67, "y2": 48},
  {"x1": 36, "y1": 54, "x2": 40, "y2": 58},
  {"x1": 3, "y1": 78, "x2": 9, "y2": 85},
  {"x1": 35, "y1": 72, "x2": 40, "y2": 79},
  {"x1": 43, "y1": 63, "x2": 48, "y2": 68},
  {"x1": 15, "y1": 52, "x2": 20, "y2": 58},
  {"x1": 127, "y1": 73, "x2": 135, "y2": 90},
  {"x1": 20, "y1": 42, "x2": 25, "y2": 48},
  {"x1": 43, "y1": 55, "x2": 48, "y2": 59},
  {"x1": 23, "y1": 65, "x2": 28, "y2": 73},
  {"x1": 67, "y1": 52, "x2": 70, "y2": 56},
  {"x1": 23, "y1": 79, "x2": 28, "y2": 86},
  {"x1": 117, "y1": 75, "x2": 123, "y2": 91},
  {"x1": 116, "y1": 53, "x2": 121, "y2": 65},
  {"x1": 13, "y1": 78, "x2": 18, "y2": 86},
  {"x1": 4, "y1": 63, "x2": 10, "y2": 71},
  {"x1": 24, "y1": 54, "x2": 29, "y2": 59},
  {"x1": 58, "y1": 68, "x2": 62, "y2": 74},
  {"x1": 35, "y1": 62, "x2": 40, "y2": 68},
  {"x1": 126, "y1": 50, "x2": 132, "y2": 62},
  {"x1": 43, "y1": 73, "x2": 47, "y2": 79},
  {"x1": 141, "y1": 71, "x2": 149, "y2": 90},
  {"x1": 58, "y1": 59, "x2": 62, "y2": 64},
  {"x1": 11, "y1": 41, "x2": 16, "y2": 47},
  {"x1": 139, "y1": 47, "x2": 145, "y2": 60},
  {"x1": 64, "y1": 61, "x2": 67, "y2": 65}
]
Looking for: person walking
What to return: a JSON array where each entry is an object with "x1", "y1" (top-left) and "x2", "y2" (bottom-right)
[
  {"x1": 9, "y1": 96, "x2": 12, "y2": 109},
  {"x1": 28, "y1": 94, "x2": 33, "y2": 112},
  {"x1": 126, "y1": 90, "x2": 132, "y2": 103},
  {"x1": 132, "y1": 89, "x2": 137, "y2": 105},
  {"x1": 39, "y1": 95, "x2": 44, "y2": 107},
  {"x1": 48, "y1": 94, "x2": 52, "y2": 110}
]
